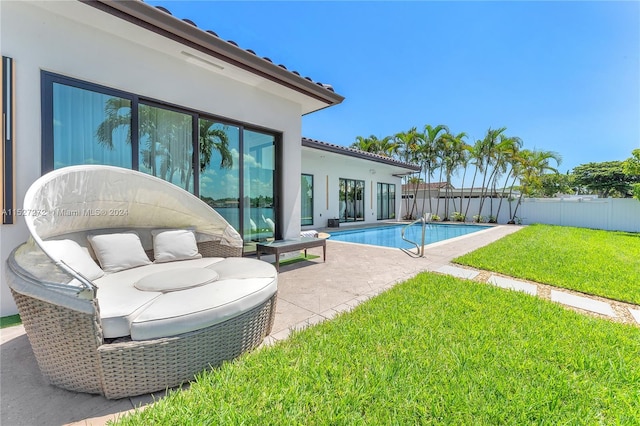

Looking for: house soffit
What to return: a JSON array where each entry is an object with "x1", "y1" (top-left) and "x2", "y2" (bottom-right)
[
  {"x1": 74, "y1": 0, "x2": 345, "y2": 114},
  {"x1": 302, "y1": 138, "x2": 420, "y2": 175}
]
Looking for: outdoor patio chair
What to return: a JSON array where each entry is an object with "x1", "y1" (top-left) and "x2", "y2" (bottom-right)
[{"x1": 6, "y1": 165, "x2": 277, "y2": 399}]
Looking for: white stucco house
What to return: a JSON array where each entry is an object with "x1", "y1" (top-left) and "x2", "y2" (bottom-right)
[
  {"x1": 0, "y1": 1, "x2": 417, "y2": 317},
  {"x1": 301, "y1": 138, "x2": 419, "y2": 229}
]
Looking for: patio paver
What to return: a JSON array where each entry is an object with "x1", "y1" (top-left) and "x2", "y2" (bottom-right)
[
  {"x1": 435, "y1": 265, "x2": 479, "y2": 280},
  {"x1": 550, "y1": 290, "x2": 617, "y2": 317},
  {"x1": 629, "y1": 308, "x2": 640, "y2": 324},
  {"x1": 488, "y1": 275, "x2": 538, "y2": 296}
]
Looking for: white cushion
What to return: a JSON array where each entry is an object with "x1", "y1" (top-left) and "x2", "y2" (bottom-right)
[
  {"x1": 41, "y1": 239, "x2": 104, "y2": 281},
  {"x1": 135, "y1": 268, "x2": 219, "y2": 292},
  {"x1": 94, "y1": 257, "x2": 278, "y2": 341},
  {"x1": 130, "y1": 276, "x2": 277, "y2": 340},
  {"x1": 206, "y1": 257, "x2": 277, "y2": 280},
  {"x1": 152, "y1": 229, "x2": 202, "y2": 263},
  {"x1": 95, "y1": 258, "x2": 225, "y2": 338},
  {"x1": 87, "y1": 232, "x2": 151, "y2": 273}
]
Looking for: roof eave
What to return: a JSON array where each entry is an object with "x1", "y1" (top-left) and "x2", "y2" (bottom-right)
[
  {"x1": 302, "y1": 138, "x2": 420, "y2": 172},
  {"x1": 81, "y1": 0, "x2": 345, "y2": 106}
]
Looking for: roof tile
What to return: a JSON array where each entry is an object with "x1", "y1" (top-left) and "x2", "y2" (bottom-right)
[
  {"x1": 302, "y1": 137, "x2": 420, "y2": 171},
  {"x1": 143, "y1": 1, "x2": 336, "y2": 95}
]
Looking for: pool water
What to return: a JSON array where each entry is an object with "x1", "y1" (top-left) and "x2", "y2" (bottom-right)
[{"x1": 328, "y1": 223, "x2": 491, "y2": 249}]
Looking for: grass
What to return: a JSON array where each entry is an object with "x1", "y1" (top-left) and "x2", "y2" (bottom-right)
[
  {"x1": 0, "y1": 314, "x2": 21, "y2": 328},
  {"x1": 454, "y1": 224, "x2": 640, "y2": 305},
  {"x1": 115, "y1": 273, "x2": 640, "y2": 425},
  {"x1": 277, "y1": 253, "x2": 319, "y2": 267}
]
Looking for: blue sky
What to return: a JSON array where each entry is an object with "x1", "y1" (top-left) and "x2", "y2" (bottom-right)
[{"x1": 150, "y1": 1, "x2": 639, "y2": 184}]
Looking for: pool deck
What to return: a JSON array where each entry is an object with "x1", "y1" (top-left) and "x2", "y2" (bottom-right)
[{"x1": 2, "y1": 224, "x2": 638, "y2": 425}]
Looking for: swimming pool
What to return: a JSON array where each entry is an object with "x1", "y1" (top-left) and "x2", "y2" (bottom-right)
[{"x1": 328, "y1": 223, "x2": 491, "y2": 249}]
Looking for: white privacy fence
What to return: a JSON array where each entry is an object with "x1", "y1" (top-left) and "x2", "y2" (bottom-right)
[{"x1": 401, "y1": 197, "x2": 640, "y2": 233}]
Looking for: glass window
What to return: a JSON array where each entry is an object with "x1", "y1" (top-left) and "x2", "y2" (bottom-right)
[
  {"x1": 43, "y1": 73, "x2": 281, "y2": 247},
  {"x1": 301, "y1": 174, "x2": 313, "y2": 226},
  {"x1": 243, "y1": 129, "x2": 276, "y2": 243},
  {"x1": 138, "y1": 104, "x2": 194, "y2": 192},
  {"x1": 339, "y1": 178, "x2": 365, "y2": 222},
  {"x1": 377, "y1": 182, "x2": 396, "y2": 220},
  {"x1": 52, "y1": 83, "x2": 132, "y2": 169},
  {"x1": 199, "y1": 119, "x2": 240, "y2": 231}
]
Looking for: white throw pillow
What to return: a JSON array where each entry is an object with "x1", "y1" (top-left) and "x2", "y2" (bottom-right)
[
  {"x1": 152, "y1": 229, "x2": 202, "y2": 263},
  {"x1": 41, "y1": 239, "x2": 105, "y2": 281},
  {"x1": 87, "y1": 232, "x2": 152, "y2": 273}
]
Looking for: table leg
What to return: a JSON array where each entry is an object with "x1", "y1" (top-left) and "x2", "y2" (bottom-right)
[{"x1": 323, "y1": 243, "x2": 326, "y2": 262}]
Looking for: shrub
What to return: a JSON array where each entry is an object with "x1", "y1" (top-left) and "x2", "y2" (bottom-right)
[
  {"x1": 473, "y1": 215, "x2": 485, "y2": 223},
  {"x1": 451, "y1": 212, "x2": 465, "y2": 222}
]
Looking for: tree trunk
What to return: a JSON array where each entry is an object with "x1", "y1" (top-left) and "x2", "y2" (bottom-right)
[
  {"x1": 495, "y1": 165, "x2": 514, "y2": 222},
  {"x1": 464, "y1": 166, "x2": 479, "y2": 220}
]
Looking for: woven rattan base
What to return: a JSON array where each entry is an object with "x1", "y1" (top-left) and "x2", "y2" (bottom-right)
[
  {"x1": 98, "y1": 294, "x2": 276, "y2": 399},
  {"x1": 12, "y1": 288, "x2": 276, "y2": 399}
]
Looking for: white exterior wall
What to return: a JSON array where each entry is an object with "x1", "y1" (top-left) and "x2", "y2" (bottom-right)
[
  {"x1": 301, "y1": 148, "x2": 405, "y2": 229},
  {"x1": 519, "y1": 198, "x2": 640, "y2": 232},
  {"x1": 0, "y1": 2, "x2": 306, "y2": 316},
  {"x1": 404, "y1": 194, "x2": 640, "y2": 233}
]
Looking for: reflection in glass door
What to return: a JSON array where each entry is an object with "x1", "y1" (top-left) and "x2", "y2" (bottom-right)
[
  {"x1": 198, "y1": 119, "x2": 240, "y2": 231},
  {"x1": 138, "y1": 103, "x2": 194, "y2": 192},
  {"x1": 243, "y1": 130, "x2": 276, "y2": 243}
]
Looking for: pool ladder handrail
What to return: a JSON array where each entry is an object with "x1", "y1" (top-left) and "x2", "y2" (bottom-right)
[{"x1": 401, "y1": 213, "x2": 431, "y2": 257}]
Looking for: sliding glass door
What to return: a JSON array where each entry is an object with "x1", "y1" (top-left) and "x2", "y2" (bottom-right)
[
  {"x1": 339, "y1": 178, "x2": 365, "y2": 222},
  {"x1": 198, "y1": 120, "x2": 240, "y2": 231},
  {"x1": 138, "y1": 103, "x2": 194, "y2": 193},
  {"x1": 301, "y1": 174, "x2": 313, "y2": 226},
  {"x1": 377, "y1": 182, "x2": 396, "y2": 220},
  {"x1": 43, "y1": 72, "x2": 282, "y2": 250},
  {"x1": 243, "y1": 129, "x2": 276, "y2": 243}
]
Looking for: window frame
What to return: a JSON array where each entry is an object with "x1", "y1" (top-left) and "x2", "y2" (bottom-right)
[
  {"x1": 339, "y1": 177, "x2": 365, "y2": 223},
  {"x1": 301, "y1": 173, "x2": 314, "y2": 226},
  {"x1": 41, "y1": 71, "x2": 283, "y2": 240},
  {"x1": 377, "y1": 182, "x2": 396, "y2": 220}
]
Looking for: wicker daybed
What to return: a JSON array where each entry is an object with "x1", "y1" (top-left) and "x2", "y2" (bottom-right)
[{"x1": 6, "y1": 165, "x2": 277, "y2": 399}]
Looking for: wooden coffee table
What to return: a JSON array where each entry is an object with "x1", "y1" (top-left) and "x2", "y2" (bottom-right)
[{"x1": 256, "y1": 237, "x2": 326, "y2": 271}]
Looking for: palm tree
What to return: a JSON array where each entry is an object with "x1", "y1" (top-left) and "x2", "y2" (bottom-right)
[
  {"x1": 510, "y1": 149, "x2": 562, "y2": 222},
  {"x1": 439, "y1": 131, "x2": 468, "y2": 219},
  {"x1": 463, "y1": 139, "x2": 485, "y2": 220},
  {"x1": 198, "y1": 120, "x2": 232, "y2": 171},
  {"x1": 351, "y1": 135, "x2": 395, "y2": 156},
  {"x1": 419, "y1": 124, "x2": 449, "y2": 216},
  {"x1": 493, "y1": 135, "x2": 523, "y2": 221},
  {"x1": 476, "y1": 127, "x2": 507, "y2": 218},
  {"x1": 186, "y1": 120, "x2": 234, "y2": 192},
  {"x1": 394, "y1": 128, "x2": 422, "y2": 218},
  {"x1": 95, "y1": 99, "x2": 229, "y2": 192},
  {"x1": 95, "y1": 98, "x2": 132, "y2": 149},
  {"x1": 456, "y1": 142, "x2": 472, "y2": 215}
]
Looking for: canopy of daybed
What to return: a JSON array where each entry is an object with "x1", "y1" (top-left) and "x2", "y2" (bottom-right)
[{"x1": 23, "y1": 165, "x2": 243, "y2": 248}]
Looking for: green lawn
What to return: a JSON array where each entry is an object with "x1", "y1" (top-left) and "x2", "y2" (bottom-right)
[
  {"x1": 454, "y1": 224, "x2": 640, "y2": 305},
  {"x1": 0, "y1": 314, "x2": 21, "y2": 329},
  {"x1": 116, "y1": 273, "x2": 640, "y2": 425}
]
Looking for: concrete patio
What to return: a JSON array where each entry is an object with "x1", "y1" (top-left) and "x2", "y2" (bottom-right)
[{"x1": 3, "y1": 224, "x2": 637, "y2": 425}]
